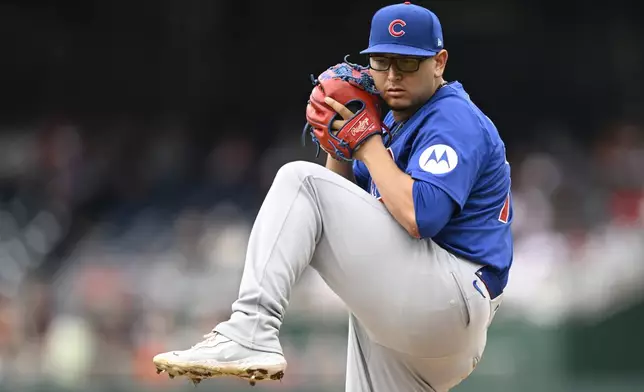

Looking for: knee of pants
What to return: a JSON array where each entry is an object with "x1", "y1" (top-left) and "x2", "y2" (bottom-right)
[{"x1": 273, "y1": 160, "x2": 320, "y2": 186}]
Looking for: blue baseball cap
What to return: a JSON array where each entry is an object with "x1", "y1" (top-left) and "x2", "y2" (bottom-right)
[{"x1": 360, "y1": 2, "x2": 444, "y2": 57}]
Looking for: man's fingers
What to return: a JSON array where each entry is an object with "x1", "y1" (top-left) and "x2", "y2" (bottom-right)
[
  {"x1": 324, "y1": 96, "x2": 355, "y2": 120},
  {"x1": 332, "y1": 119, "x2": 346, "y2": 130}
]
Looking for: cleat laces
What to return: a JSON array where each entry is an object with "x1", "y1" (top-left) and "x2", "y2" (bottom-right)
[{"x1": 191, "y1": 331, "x2": 222, "y2": 350}]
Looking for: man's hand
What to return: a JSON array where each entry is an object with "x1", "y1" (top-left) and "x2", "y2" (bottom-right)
[
  {"x1": 303, "y1": 61, "x2": 386, "y2": 162},
  {"x1": 324, "y1": 96, "x2": 385, "y2": 162}
]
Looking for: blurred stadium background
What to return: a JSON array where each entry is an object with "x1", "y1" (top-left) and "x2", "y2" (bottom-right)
[{"x1": 1, "y1": 0, "x2": 644, "y2": 391}]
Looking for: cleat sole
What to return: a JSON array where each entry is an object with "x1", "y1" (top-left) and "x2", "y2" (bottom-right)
[{"x1": 152, "y1": 357, "x2": 285, "y2": 385}]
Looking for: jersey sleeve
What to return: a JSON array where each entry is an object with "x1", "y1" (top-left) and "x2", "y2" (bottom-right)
[
  {"x1": 405, "y1": 106, "x2": 487, "y2": 209},
  {"x1": 352, "y1": 160, "x2": 370, "y2": 191},
  {"x1": 412, "y1": 179, "x2": 456, "y2": 238}
]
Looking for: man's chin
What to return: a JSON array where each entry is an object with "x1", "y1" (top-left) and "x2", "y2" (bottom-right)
[
  {"x1": 388, "y1": 103, "x2": 412, "y2": 111},
  {"x1": 384, "y1": 98, "x2": 411, "y2": 111}
]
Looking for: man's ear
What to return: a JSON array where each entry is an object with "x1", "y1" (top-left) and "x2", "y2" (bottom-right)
[{"x1": 434, "y1": 49, "x2": 448, "y2": 78}]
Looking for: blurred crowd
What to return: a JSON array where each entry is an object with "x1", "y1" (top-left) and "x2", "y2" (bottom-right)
[
  {"x1": 0, "y1": 113, "x2": 642, "y2": 389},
  {"x1": 0, "y1": 0, "x2": 643, "y2": 390}
]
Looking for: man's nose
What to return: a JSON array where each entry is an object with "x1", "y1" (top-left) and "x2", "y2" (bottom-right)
[{"x1": 387, "y1": 65, "x2": 402, "y2": 81}]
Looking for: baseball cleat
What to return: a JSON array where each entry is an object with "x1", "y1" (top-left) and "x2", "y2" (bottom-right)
[{"x1": 152, "y1": 332, "x2": 286, "y2": 386}]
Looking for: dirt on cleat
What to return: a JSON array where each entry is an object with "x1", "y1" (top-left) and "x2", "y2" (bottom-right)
[
  {"x1": 270, "y1": 371, "x2": 285, "y2": 381},
  {"x1": 156, "y1": 368, "x2": 163, "y2": 374},
  {"x1": 191, "y1": 378, "x2": 201, "y2": 387}
]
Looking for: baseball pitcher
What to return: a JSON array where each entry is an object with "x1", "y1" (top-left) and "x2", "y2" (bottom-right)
[{"x1": 152, "y1": 2, "x2": 513, "y2": 391}]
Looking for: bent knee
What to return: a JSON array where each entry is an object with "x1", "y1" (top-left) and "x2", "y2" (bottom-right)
[{"x1": 274, "y1": 160, "x2": 323, "y2": 183}]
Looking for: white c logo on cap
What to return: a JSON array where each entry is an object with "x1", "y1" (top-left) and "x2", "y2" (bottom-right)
[{"x1": 388, "y1": 19, "x2": 406, "y2": 37}]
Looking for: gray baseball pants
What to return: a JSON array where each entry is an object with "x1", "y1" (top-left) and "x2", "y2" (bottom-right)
[{"x1": 215, "y1": 161, "x2": 503, "y2": 391}]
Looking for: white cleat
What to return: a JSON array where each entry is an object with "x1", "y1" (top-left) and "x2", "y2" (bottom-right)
[{"x1": 152, "y1": 332, "x2": 286, "y2": 386}]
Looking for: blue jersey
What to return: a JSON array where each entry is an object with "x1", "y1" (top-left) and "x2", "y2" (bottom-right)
[{"x1": 353, "y1": 81, "x2": 513, "y2": 288}]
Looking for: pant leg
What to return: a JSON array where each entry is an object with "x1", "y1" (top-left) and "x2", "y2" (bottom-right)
[
  {"x1": 346, "y1": 314, "x2": 439, "y2": 392},
  {"x1": 214, "y1": 160, "x2": 423, "y2": 354},
  {"x1": 214, "y1": 161, "x2": 493, "y2": 386},
  {"x1": 345, "y1": 314, "x2": 375, "y2": 392},
  {"x1": 345, "y1": 256, "x2": 497, "y2": 392}
]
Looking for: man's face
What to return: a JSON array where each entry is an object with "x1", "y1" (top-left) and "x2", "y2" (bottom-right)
[{"x1": 368, "y1": 51, "x2": 446, "y2": 112}]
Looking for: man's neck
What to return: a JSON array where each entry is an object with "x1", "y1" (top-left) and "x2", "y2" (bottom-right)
[{"x1": 392, "y1": 107, "x2": 416, "y2": 123}]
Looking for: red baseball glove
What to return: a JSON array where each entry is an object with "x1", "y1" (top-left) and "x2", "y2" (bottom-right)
[{"x1": 303, "y1": 58, "x2": 389, "y2": 162}]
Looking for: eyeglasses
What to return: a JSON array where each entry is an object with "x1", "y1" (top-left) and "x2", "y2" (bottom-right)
[{"x1": 368, "y1": 56, "x2": 430, "y2": 73}]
